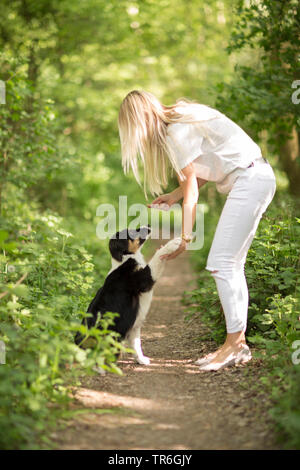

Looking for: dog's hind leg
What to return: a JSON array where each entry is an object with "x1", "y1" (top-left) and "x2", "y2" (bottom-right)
[{"x1": 127, "y1": 327, "x2": 150, "y2": 365}]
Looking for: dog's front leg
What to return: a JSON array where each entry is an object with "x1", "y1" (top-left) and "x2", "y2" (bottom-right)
[
  {"x1": 127, "y1": 327, "x2": 150, "y2": 365},
  {"x1": 148, "y1": 237, "x2": 182, "y2": 281}
]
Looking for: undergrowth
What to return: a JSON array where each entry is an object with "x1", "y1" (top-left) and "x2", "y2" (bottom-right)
[{"x1": 0, "y1": 196, "x2": 125, "y2": 449}]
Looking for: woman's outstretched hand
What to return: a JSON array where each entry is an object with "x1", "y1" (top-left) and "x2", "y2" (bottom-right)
[
  {"x1": 159, "y1": 238, "x2": 187, "y2": 261},
  {"x1": 147, "y1": 193, "x2": 175, "y2": 211}
]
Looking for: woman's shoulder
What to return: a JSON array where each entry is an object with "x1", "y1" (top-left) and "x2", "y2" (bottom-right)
[
  {"x1": 167, "y1": 102, "x2": 223, "y2": 138},
  {"x1": 174, "y1": 102, "x2": 223, "y2": 121}
]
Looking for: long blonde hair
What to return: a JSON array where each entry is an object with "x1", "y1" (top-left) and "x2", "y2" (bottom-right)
[{"x1": 118, "y1": 90, "x2": 218, "y2": 197}]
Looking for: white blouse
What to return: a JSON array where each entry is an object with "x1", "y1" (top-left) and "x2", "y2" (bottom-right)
[{"x1": 166, "y1": 103, "x2": 262, "y2": 193}]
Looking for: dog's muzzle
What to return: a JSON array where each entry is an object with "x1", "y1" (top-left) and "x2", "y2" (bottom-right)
[{"x1": 138, "y1": 225, "x2": 151, "y2": 241}]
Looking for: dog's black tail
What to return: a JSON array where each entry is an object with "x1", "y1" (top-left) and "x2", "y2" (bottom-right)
[
  {"x1": 74, "y1": 309, "x2": 99, "y2": 348},
  {"x1": 74, "y1": 287, "x2": 104, "y2": 347}
]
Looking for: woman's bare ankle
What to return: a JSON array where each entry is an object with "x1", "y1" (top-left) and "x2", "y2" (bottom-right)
[{"x1": 224, "y1": 331, "x2": 246, "y2": 348}]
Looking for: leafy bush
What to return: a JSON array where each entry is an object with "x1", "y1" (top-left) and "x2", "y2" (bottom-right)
[
  {"x1": 0, "y1": 43, "x2": 128, "y2": 451},
  {"x1": 0, "y1": 200, "x2": 123, "y2": 449},
  {"x1": 246, "y1": 210, "x2": 300, "y2": 340}
]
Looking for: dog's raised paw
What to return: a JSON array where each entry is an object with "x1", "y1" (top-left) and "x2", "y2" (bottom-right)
[{"x1": 160, "y1": 237, "x2": 182, "y2": 255}]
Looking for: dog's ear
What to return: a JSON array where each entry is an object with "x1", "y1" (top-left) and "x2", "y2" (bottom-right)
[{"x1": 109, "y1": 237, "x2": 126, "y2": 262}]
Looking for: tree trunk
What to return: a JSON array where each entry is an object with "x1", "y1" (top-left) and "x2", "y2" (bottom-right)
[{"x1": 278, "y1": 126, "x2": 300, "y2": 196}]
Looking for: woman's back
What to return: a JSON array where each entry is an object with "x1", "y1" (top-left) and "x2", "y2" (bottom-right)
[{"x1": 166, "y1": 102, "x2": 262, "y2": 193}]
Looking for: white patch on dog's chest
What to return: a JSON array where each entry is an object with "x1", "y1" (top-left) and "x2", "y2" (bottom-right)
[
  {"x1": 108, "y1": 249, "x2": 152, "y2": 330},
  {"x1": 133, "y1": 252, "x2": 153, "y2": 329},
  {"x1": 133, "y1": 290, "x2": 153, "y2": 330}
]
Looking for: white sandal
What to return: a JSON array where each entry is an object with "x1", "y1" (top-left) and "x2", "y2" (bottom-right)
[
  {"x1": 198, "y1": 345, "x2": 252, "y2": 372},
  {"x1": 195, "y1": 352, "x2": 216, "y2": 366}
]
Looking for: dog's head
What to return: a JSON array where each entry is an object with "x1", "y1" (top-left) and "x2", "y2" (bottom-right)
[{"x1": 109, "y1": 225, "x2": 151, "y2": 262}]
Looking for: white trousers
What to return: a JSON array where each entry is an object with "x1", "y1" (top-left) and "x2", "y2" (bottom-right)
[{"x1": 206, "y1": 158, "x2": 276, "y2": 334}]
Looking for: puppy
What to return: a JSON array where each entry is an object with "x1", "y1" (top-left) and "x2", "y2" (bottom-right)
[{"x1": 75, "y1": 226, "x2": 181, "y2": 365}]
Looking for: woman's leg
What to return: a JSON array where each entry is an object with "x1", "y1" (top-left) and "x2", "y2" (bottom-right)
[{"x1": 203, "y1": 162, "x2": 276, "y2": 365}]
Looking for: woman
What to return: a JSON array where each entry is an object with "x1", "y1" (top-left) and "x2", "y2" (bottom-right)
[{"x1": 118, "y1": 90, "x2": 276, "y2": 371}]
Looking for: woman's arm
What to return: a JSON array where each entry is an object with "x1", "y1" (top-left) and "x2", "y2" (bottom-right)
[
  {"x1": 160, "y1": 163, "x2": 199, "y2": 261},
  {"x1": 197, "y1": 177, "x2": 208, "y2": 189},
  {"x1": 170, "y1": 176, "x2": 207, "y2": 201},
  {"x1": 169, "y1": 185, "x2": 183, "y2": 203},
  {"x1": 180, "y1": 163, "x2": 199, "y2": 239},
  {"x1": 147, "y1": 186, "x2": 183, "y2": 208},
  {"x1": 148, "y1": 176, "x2": 206, "y2": 209}
]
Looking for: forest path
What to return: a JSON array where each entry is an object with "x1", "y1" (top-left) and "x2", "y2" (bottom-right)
[{"x1": 54, "y1": 240, "x2": 277, "y2": 450}]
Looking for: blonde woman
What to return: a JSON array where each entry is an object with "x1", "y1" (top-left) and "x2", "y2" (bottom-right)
[{"x1": 118, "y1": 90, "x2": 276, "y2": 371}]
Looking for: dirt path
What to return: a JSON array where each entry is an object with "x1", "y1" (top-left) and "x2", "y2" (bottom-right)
[{"x1": 54, "y1": 241, "x2": 277, "y2": 450}]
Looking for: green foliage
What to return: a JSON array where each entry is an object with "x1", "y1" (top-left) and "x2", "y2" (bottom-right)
[
  {"x1": 269, "y1": 365, "x2": 300, "y2": 449},
  {"x1": 216, "y1": 0, "x2": 300, "y2": 141},
  {"x1": 246, "y1": 203, "x2": 300, "y2": 340},
  {"x1": 0, "y1": 53, "x2": 66, "y2": 197},
  {"x1": 215, "y1": 0, "x2": 300, "y2": 199},
  {"x1": 0, "y1": 198, "x2": 125, "y2": 449},
  {"x1": 1, "y1": 0, "x2": 299, "y2": 451}
]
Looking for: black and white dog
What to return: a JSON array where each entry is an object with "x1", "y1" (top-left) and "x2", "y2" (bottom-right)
[{"x1": 75, "y1": 226, "x2": 181, "y2": 365}]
